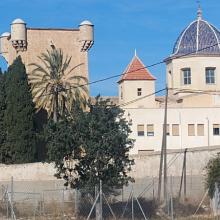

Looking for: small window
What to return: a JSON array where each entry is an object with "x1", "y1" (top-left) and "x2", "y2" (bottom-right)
[
  {"x1": 206, "y1": 67, "x2": 215, "y2": 84},
  {"x1": 137, "y1": 88, "x2": 142, "y2": 96},
  {"x1": 213, "y1": 124, "x2": 220, "y2": 136},
  {"x1": 137, "y1": 124, "x2": 144, "y2": 136},
  {"x1": 121, "y1": 86, "x2": 123, "y2": 99},
  {"x1": 172, "y1": 124, "x2": 179, "y2": 136},
  {"x1": 188, "y1": 124, "x2": 195, "y2": 136},
  {"x1": 182, "y1": 68, "x2": 191, "y2": 85},
  {"x1": 163, "y1": 124, "x2": 170, "y2": 135},
  {"x1": 197, "y1": 124, "x2": 204, "y2": 136},
  {"x1": 166, "y1": 124, "x2": 170, "y2": 136},
  {"x1": 147, "y1": 124, "x2": 154, "y2": 136}
]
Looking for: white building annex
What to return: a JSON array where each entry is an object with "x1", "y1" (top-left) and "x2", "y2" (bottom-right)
[{"x1": 119, "y1": 7, "x2": 220, "y2": 154}]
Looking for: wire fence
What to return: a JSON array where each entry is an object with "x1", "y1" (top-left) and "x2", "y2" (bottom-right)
[{"x1": 0, "y1": 175, "x2": 212, "y2": 220}]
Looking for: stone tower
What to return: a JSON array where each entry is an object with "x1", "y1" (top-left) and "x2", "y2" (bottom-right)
[{"x1": 0, "y1": 18, "x2": 94, "y2": 86}]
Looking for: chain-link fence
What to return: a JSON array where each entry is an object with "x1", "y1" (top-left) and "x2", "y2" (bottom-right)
[{"x1": 0, "y1": 175, "x2": 211, "y2": 219}]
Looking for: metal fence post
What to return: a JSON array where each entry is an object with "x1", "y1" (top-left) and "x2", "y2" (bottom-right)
[
  {"x1": 100, "y1": 180, "x2": 103, "y2": 220},
  {"x1": 131, "y1": 186, "x2": 134, "y2": 220},
  {"x1": 11, "y1": 176, "x2": 14, "y2": 220},
  {"x1": 170, "y1": 176, "x2": 174, "y2": 220},
  {"x1": 74, "y1": 189, "x2": 79, "y2": 218},
  {"x1": 62, "y1": 189, "x2": 65, "y2": 217}
]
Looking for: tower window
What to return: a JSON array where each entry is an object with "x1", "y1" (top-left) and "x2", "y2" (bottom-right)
[
  {"x1": 182, "y1": 68, "x2": 191, "y2": 85},
  {"x1": 137, "y1": 88, "x2": 142, "y2": 96},
  {"x1": 206, "y1": 67, "x2": 215, "y2": 84},
  {"x1": 121, "y1": 86, "x2": 123, "y2": 99}
]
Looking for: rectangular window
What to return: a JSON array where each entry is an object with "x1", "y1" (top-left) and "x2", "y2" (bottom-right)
[
  {"x1": 147, "y1": 124, "x2": 154, "y2": 136},
  {"x1": 121, "y1": 86, "x2": 123, "y2": 99},
  {"x1": 206, "y1": 67, "x2": 215, "y2": 84},
  {"x1": 172, "y1": 124, "x2": 179, "y2": 136},
  {"x1": 197, "y1": 124, "x2": 204, "y2": 136},
  {"x1": 137, "y1": 124, "x2": 144, "y2": 136},
  {"x1": 166, "y1": 124, "x2": 170, "y2": 136},
  {"x1": 137, "y1": 88, "x2": 142, "y2": 96},
  {"x1": 188, "y1": 124, "x2": 195, "y2": 136},
  {"x1": 182, "y1": 68, "x2": 191, "y2": 85},
  {"x1": 213, "y1": 124, "x2": 220, "y2": 136},
  {"x1": 163, "y1": 124, "x2": 170, "y2": 135}
]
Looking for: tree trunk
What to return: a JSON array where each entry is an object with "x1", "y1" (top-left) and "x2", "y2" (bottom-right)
[{"x1": 53, "y1": 91, "x2": 58, "y2": 122}]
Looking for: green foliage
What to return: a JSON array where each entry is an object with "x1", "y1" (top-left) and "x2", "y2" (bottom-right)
[
  {"x1": 0, "y1": 69, "x2": 6, "y2": 160},
  {"x1": 29, "y1": 48, "x2": 88, "y2": 122},
  {"x1": 46, "y1": 96, "x2": 134, "y2": 190},
  {"x1": 3, "y1": 56, "x2": 37, "y2": 163},
  {"x1": 205, "y1": 154, "x2": 220, "y2": 198}
]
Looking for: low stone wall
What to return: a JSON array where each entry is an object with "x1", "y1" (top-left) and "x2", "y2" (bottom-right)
[
  {"x1": 0, "y1": 146, "x2": 219, "y2": 201},
  {"x1": 130, "y1": 145, "x2": 220, "y2": 179}
]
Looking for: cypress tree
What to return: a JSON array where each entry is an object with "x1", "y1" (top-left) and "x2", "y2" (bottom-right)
[
  {"x1": 0, "y1": 69, "x2": 6, "y2": 162},
  {"x1": 4, "y1": 56, "x2": 37, "y2": 163}
]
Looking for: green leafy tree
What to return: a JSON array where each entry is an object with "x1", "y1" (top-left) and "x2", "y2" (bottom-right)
[
  {"x1": 3, "y1": 56, "x2": 37, "y2": 163},
  {"x1": 0, "y1": 69, "x2": 6, "y2": 162},
  {"x1": 29, "y1": 48, "x2": 88, "y2": 122},
  {"x1": 205, "y1": 154, "x2": 220, "y2": 198},
  {"x1": 46, "y1": 97, "x2": 134, "y2": 190}
]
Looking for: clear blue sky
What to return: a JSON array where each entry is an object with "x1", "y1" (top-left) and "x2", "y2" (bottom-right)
[{"x1": 0, "y1": 0, "x2": 220, "y2": 96}]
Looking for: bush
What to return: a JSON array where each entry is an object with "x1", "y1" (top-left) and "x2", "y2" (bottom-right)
[{"x1": 205, "y1": 154, "x2": 220, "y2": 198}]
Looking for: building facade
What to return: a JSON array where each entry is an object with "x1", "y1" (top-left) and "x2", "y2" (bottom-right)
[{"x1": 119, "y1": 8, "x2": 220, "y2": 154}]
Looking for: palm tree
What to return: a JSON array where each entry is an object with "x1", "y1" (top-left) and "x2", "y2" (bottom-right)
[{"x1": 29, "y1": 48, "x2": 88, "y2": 122}]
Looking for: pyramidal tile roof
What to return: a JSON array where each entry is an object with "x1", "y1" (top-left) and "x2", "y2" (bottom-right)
[{"x1": 119, "y1": 54, "x2": 156, "y2": 82}]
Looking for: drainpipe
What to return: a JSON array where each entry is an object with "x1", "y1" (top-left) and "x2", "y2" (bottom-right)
[{"x1": 206, "y1": 117, "x2": 210, "y2": 147}]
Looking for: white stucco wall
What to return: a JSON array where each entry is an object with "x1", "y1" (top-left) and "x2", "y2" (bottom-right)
[
  {"x1": 167, "y1": 56, "x2": 220, "y2": 91},
  {"x1": 125, "y1": 107, "x2": 220, "y2": 154},
  {"x1": 119, "y1": 80, "x2": 156, "y2": 108}
]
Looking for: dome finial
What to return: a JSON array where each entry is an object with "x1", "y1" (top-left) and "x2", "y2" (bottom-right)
[{"x1": 197, "y1": 0, "x2": 202, "y2": 20}]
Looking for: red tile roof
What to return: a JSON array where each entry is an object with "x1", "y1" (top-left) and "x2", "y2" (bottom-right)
[{"x1": 118, "y1": 55, "x2": 156, "y2": 82}]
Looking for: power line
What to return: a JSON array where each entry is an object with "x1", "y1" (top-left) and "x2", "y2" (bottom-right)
[
  {"x1": 118, "y1": 88, "x2": 166, "y2": 107},
  {"x1": 65, "y1": 42, "x2": 220, "y2": 91},
  {"x1": 2, "y1": 42, "x2": 220, "y2": 107},
  {"x1": 31, "y1": 41, "x2": 220, "y2": 98}
]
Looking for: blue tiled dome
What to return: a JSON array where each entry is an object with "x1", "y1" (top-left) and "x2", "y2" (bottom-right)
[{"x1": 172, "y1": 10, "x2": 220, "y2": 56}]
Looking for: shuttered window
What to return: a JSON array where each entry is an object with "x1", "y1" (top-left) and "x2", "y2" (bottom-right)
[
  {"x1": 147, "y1": 124, "x2": 154, "y2": 136},
  {"x1": 166, "y1": 124, "x2": 170, "y2": 136},
  {"x1": 163, "y1": 124, "x2": 170, "y2": 135},
  {"x1": 188, "y1": 124, "x2": 195, "y2": 136},
  {"x1": 197, "y1": 124, "x2": 204, "y2": 136},
  {"x1": 172, "y1": 124, "x2": 179, "y2": 136},
  {"x1": 137, "y1": 124, "x2": 144, "y2": 136}
]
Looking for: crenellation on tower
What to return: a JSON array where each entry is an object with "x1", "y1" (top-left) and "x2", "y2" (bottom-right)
[
  {"x1": 0, "y1": 18, "x2": 94, "y2": 87},
  {"x1": 79, "y1": 20, "x2": 94, "y2": 52},
  {"x1": 11, "y1": 18, "x2": 27, "y2": 52}
]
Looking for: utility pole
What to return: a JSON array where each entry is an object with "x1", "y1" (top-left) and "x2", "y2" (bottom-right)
[
  {"x1": 163, "y1": 86, "x2": 168, "y2": 202},
  {"x1": 158, "y1": 86, "x2": 168, "y2": 201}
]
